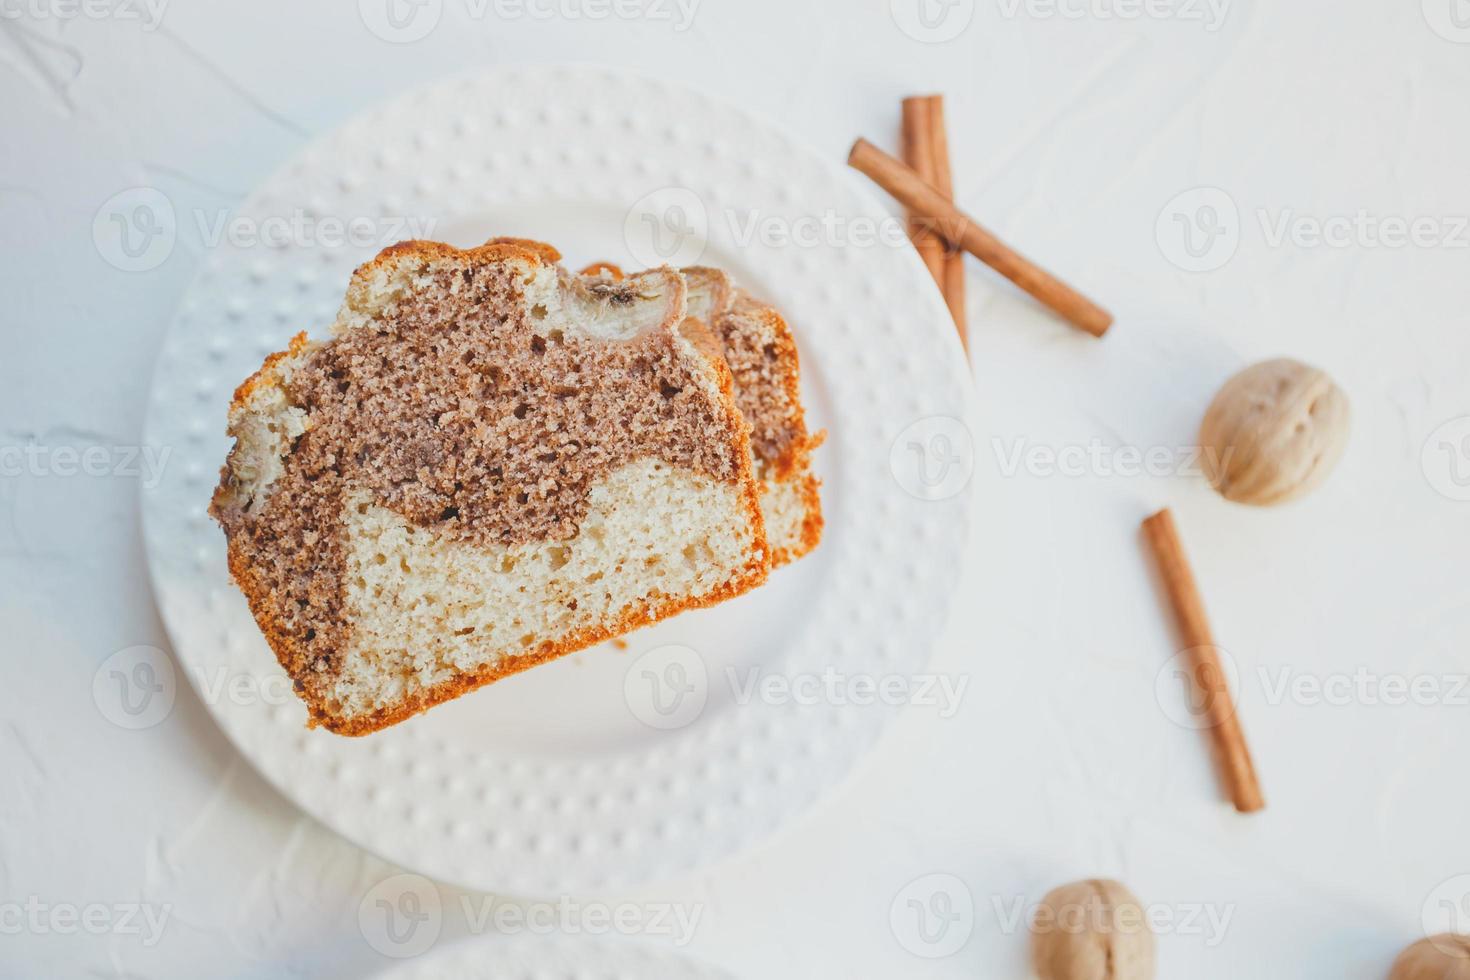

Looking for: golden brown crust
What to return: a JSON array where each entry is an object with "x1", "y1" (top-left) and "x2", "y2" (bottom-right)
[
  {"x1": 359, "y1": 237, "x2": 554, "y2": 277},
  {"x1": 483, "y1": 236, "x2": 563, "y2": 264},
  {"x1": 727, "y1": 295, "x2": 823, "y2": 565},
  {"x1": 227, "y1": 330, "x2": 312, "y2": 410},
  {"x1": 217, "y1": 237, "x2": 770, "y2": 735},
  {"x1": 769, "y1": 469, "x2": 824, "y2": 568},
  {"x1": 744, "y1": 299, "x2": 824, "y2": 482},
  {"x1": 579, "y1": 260, "x2": 624, "y2": 280}
]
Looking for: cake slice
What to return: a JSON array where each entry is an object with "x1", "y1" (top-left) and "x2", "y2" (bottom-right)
[
  {"x1": 211, "y1": 238, "x2": 770, "y2": 735},
  {"x1": 584, "y1": 263, "x2": 823, "y2": 565}
]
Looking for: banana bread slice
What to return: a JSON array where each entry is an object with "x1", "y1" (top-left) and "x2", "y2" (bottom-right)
[{"x1": 211, "y1": 238, "x2": 769, "y2": 735}]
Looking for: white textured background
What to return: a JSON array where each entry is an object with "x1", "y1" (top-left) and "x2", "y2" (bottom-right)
[{"x1": 4, "y1": 1, "x2": 1470, "y2": 977}]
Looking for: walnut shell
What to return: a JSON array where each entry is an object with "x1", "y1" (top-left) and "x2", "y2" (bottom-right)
[
  {"x1": 1390, "y1": 935, "x2": 1470, "y2": 980},
  {"x1": 1198, "y1": 358, "x2": 1350, "y2": 506},
  {"x1": 1030, "y1": 879, "x2": 1155, "y2": 980}
]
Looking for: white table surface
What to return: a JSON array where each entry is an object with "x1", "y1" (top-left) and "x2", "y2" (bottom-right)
[{"x1": 4, "y1": 2, "x2": 1470, "y2": 977}]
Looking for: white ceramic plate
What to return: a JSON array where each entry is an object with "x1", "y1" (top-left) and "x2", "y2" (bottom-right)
[
  {"x1": 142, "y1": 66, "x2": 975, "y2": 894},
  {"x1": 370, "y1": 935, "x2": 736, "y2": 980}
]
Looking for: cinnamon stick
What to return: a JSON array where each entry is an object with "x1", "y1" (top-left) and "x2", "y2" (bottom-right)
[
  {"x1": 901, "y1": 96, "x2": 968, "y2": 348},
  {"x1": 901, "y1": 98, "x2": 946, "y2": 286},
  {"x1": 848, "y1": 137, "x2": 1112, "y2": 337},
  {"x1": 1141, "y1": 508, "x2": 1265, "y2": 814}
]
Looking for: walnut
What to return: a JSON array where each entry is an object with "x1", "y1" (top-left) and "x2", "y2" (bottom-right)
[
  {"x1": 1198, "y1": 358, "x2": 1350, "y2": 506},
  {"x1": 1030, "y1": 879, "x2": 1155, "y2": 980},
  {"x1": 1390, "y1": 935, "x2": 1470, "y2": 980}
]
